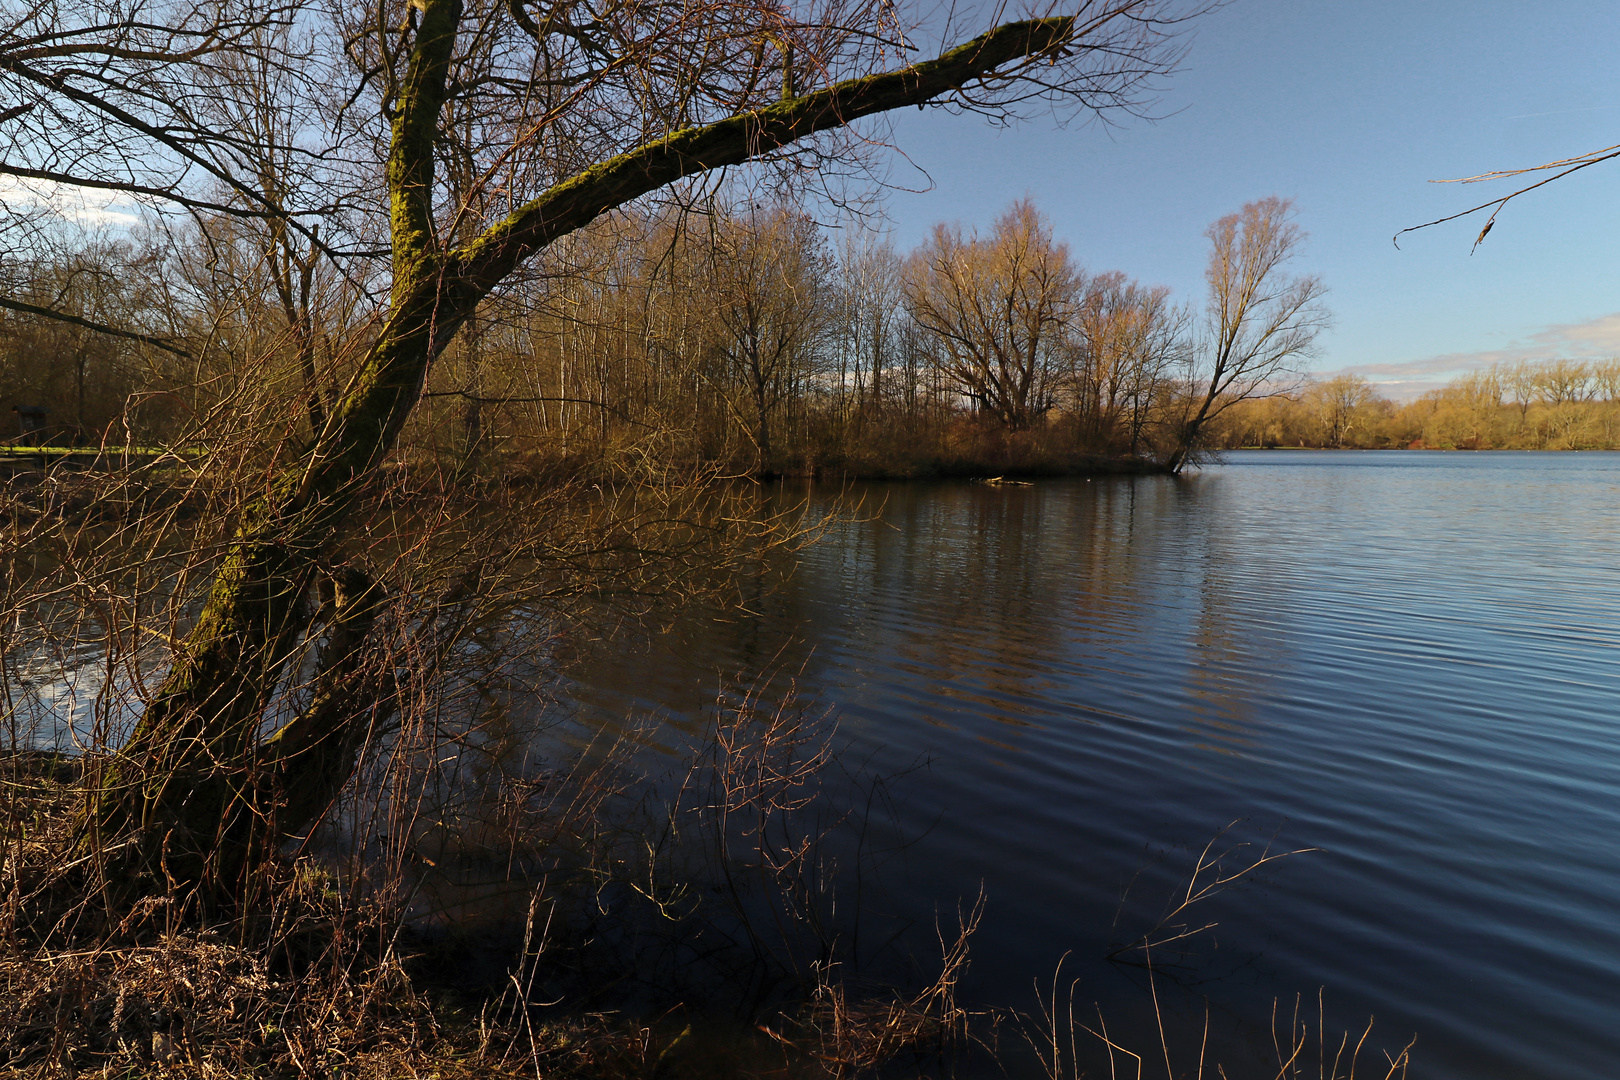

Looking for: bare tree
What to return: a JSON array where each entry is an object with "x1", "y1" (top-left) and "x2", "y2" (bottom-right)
[
  {"x1": 1592, "y1": 358, "x2": 1620, "y2": 403},
  {"x1": 1494, "y1": 360, "x2": 1539, "y2": 428},
  {"x1": 701, "y1": 203, "x2": 834, "y2": 474},
  {"x1": 1532, "y1": 359, "x2": 1594, "y2": 406},
  {"x1": 1165, "y1": 196, "x2": 1328, "y2": 473},
  {"x1": 904, "y1": 198, "x2": 1082, "y2": 430},
  {"x1": 1306, "y1": 373, "x2": 1374, "y2": 448},
  {"x1": 1070, "y1": 271, "x2": 1188, "y2": 452},
  {"x1": 0, "y1": 237, "x2": 156, "y2": 443},
  {"x1": 835, "y1": 231, "x2": 904, "y2": 423}
]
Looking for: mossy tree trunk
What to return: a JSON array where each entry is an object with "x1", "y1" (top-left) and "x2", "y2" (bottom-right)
[{"x1": 83, "y1": 10, "x2": 1082, "y2": 896}]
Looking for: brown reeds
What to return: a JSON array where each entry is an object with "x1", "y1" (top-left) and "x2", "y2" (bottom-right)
[
  {"x1": 1026, "y1": 961, "x2": 1415, "y2": 1080},
  {"x1": 1021, "y1": 823, "x2": 1414, "y2": 1080}
]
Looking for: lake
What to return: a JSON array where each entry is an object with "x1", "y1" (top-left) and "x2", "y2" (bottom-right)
[{"x1": 552, "y1": 450, "x2": 1620, "y2": 1079}]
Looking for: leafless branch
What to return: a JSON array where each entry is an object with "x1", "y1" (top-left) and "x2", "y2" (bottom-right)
[{"x1": 1393, "y1": 142, "x2": 1620, "y2": 252}]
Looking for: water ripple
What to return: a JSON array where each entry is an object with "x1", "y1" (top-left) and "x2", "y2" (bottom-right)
[{"x1": 561, "y1": 451, "x2": 1620, "y2": 1079}]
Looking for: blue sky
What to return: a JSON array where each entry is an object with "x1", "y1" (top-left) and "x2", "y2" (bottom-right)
[
  {"x1": 11, "y1": 1, "x2": 1616, "y2": 399},
  {"x1": 876, "y1": 0, "x2": 1620, "y2": 398}
]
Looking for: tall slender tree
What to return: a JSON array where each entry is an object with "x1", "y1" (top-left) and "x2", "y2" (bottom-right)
[
  {"x1": 702, "y1": 203, "x2": 833, "y2": 473},
  {"x1": 1166, "y1": 196, "x2": 1328, "y2": 474}
]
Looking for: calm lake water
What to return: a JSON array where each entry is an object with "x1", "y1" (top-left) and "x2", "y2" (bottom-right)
[{"x1": 554, "y1": 450, "x2": 1620, "y2": 1079}]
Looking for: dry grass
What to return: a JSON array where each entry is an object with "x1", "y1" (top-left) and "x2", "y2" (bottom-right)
[
  {"x1": 1028, "y1": 977, "x2": 1415, "y2": 1080},
  {"x1": 0, "y1": 689, "x2": 976, "y2": 1079},
  {"x1": 787, "y1": 901, "x2": 981, "y2": 1079}
]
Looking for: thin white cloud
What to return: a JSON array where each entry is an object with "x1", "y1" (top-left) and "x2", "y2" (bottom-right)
[
  {"x1": 1317, "y1": 311, "x2": 1620, "y2": 401},
  {"x1": 1504, "y1": 104, "x2": 1618, "y2": 120},
  {"x1": 0, "y1": 176, "x2": 141, "y2": 227}
]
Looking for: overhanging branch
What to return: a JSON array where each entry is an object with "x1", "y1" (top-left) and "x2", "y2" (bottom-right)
[
  {"x1": 1393, "y1": 142, "x2": 1620, "y2": 252},
  {"x1": 0, "y1": 295, "x2": 190, "y2": 356},
  {"x1": 453, "y1": 18, "x2": 1077, "y2": 290}
]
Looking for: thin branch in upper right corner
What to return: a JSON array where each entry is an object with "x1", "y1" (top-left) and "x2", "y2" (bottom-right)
[{"x1": 1392, "y1": 142, "x2": 1620, "y2": 252}]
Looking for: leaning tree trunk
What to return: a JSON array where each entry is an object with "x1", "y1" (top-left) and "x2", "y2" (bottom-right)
[
  {"x1": 1165, "y1": 379, "x2": 1223, "y2": 475},
  {"x1": 81, "y1": 10, "x2": 1083, "y2": 898}
]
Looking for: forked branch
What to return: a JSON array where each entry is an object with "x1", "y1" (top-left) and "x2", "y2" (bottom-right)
[
  {"x1": 1393, "y1": 142, "x2": 1620, "y2": 252},
  {"x1": 1107, "y1": 820, "x2": 1317, "y2": 964}
]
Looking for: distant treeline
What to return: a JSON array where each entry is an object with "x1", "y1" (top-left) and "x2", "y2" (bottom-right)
[
  {"x1": 2, "y1": 195, "x2": 1325, "y2": 478},
  {"x1": 1216, "y1": 359, "x2": 1620, "y2": 451}
]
